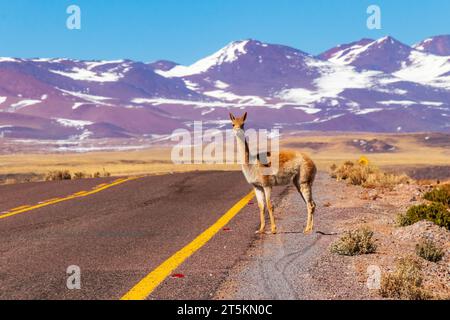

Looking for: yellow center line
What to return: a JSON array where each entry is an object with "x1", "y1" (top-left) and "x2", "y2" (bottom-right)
[
  {"x1": 72, "y1": 191, "x2": 88, "y2": 196},
  {"x1": 0, "y1": 176, "x2": 143, "y2": 220},
  {"x1": 9, "y1": 205, "x2": 31, "y2": 211},
  {"x1": 39, "y1": 198, "x2": 62, "y2": 204},
  {"x1": 120, "y1": 190, "x2": 255, "y2": 301}
]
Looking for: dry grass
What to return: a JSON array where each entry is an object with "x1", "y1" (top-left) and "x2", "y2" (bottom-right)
[
  {"x1": 44, "y1": 169, "x2": 111, "y2": 181},
  {"x1": 0, "y1": 132, "x2": 448, "y2": 184},
  {"x1": 0, "y1": 147, "x2": 239, "y2": 184},
  {"x1": 415, "y1": 240, "x2": 444, "y2": 262},
  {"x1": 45, "y1": 170, "x2": 72, "y2": 181},
  {"x1": 423, "y1": 184, "x2": 450, "y2": 207},
  {"x1": 281, "y1": 132, "x2": 450, "y2": 171},
  {"x1": 380, "y1": 258, "x2": 432, "y2": 300},
  {"x1": 330, "y1": 228, "x2": 377, "y2": 256},
  {"x1": 330, "y1": 160, "x2": 410, "y2": 189}
]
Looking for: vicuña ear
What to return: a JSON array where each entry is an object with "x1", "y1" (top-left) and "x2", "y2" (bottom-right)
[
  {"x1": 242, "y1": 112, "x2": 247, "y2": 122},
  {"x1": 229, "y1": 113, "x2": 236, "y2": 121}
]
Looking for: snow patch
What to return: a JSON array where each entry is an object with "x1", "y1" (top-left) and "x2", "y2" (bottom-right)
[
  {"x1": 214, "y1": 80, "x2": 230, "y2": 89},
  {"x1": 8, "y1": 99, "x2": 41, "y2": 112},
  {"x1": 378, "y1": 100, "x2": 417, "y2": 106},
  {"x1": 50, "y1": 67, "x2": 122, "y2": 82},
  {"x1": 184, "y1": 80, "x2": 200, "y2": 91},
  {"x1": 55, "y1": 118, "x2": 93, "y2": 129},
  {"x1": 393, "y1": 50, "x2": 450, "y2": 89},
  {"x1": 58, "y1": 89, "x2": 113, "y2": 106},
  {"x1": 278, "y1": 60, "x2": 382, "y2": 106},
  {"x1": 72, "y1": 102, "x2": 86, "y2": 110},
  {"x1": 203, "y1": 90, "x2": 266, "y2": 104},
  {"x1": 159, "y1": 40, "x2": 250, "y2": 77},
  {"x1": 0, "y1": 57, "x2": 19, "y2": 63},
  {"x1": 356, "y1": 108, "x2": 383, "y2": 115},
  {"x1": 293, "y1": 106, "x2": 321, "y2": 114}
]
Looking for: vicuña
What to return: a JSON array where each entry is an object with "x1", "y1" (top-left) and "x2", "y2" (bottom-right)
[{"x1": 230, "y1": 112, "x2": 317, "y2": 234}]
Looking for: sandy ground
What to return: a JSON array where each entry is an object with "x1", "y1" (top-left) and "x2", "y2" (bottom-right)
[
  {"x1": 1, "y1": 132, "x2": 449, "y2": 183},
  {"x1": 215, "y1": 173, "x2": 449, "y2": 300}
]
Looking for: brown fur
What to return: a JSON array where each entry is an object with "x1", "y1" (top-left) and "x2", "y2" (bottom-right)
[
  {"x1": 230, "y1": 112, "x2": 317, "y2": 234},
  {"x1": 278, "y1": 150, "x2": 297, "y2": 167}
]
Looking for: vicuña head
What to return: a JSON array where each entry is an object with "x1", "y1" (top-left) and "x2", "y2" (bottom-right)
[
  {"x1": 229, "y1": 111, "x2": 317, "y2": 235},
  {"x1": 229, "y1": 112, "x2": 247, "y2": 135}
]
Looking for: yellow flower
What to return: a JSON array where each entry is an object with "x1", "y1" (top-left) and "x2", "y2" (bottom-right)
[{"x1": 358, "y1": 156, "x2": 369, "y2": 166}]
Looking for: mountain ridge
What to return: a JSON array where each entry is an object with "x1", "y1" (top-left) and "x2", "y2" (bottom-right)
[{"x1": 1, "y1": 35, "x2": 449, "y2": 140}]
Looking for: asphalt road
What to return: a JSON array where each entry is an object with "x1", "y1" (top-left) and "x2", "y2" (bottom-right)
[{"x1": 0, "y1": 171, "x2": 285, "y2": 300}]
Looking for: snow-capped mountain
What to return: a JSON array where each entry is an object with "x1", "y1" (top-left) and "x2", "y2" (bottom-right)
[
  {"x1": 156, "y1": 39, "x2": 320, "y2": 103},
  {"x1": 414, "y1": 35, "x2": 450, "y2": 56},
  {"x1": 1, "y1": 35, "x2": 450, "y2": 140},
  {"x1": 318, "y1": 38, "x2": 374, "y2": 60},
  {"x1": 319, "y1": 36, "x2": 413, "y2": 73}
]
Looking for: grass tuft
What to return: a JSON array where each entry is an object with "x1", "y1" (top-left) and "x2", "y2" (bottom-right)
[
  {"x1": 415, "y1": 239, "x2": 444, "y2": 262},
  {"x1": 423, "y1": 184, "x2": 450, "y2": 207},
  {"x1": 44, "y1": 169, "x2": 111, "y2": 182},
  {"x1": 380, "y1": 258, "x2": 432, "y2": 300},
  {"x1": 331, "y1": 228, "x2": 377, "y2": 256},
  {"x1": 45, "y1": 170, "x2": 72, "y2": 181},
  {"x1": 73, "y1": 172, "x2": 90, "y2": 179},
  {"x1": 330, "y1": 160, "x2": 410, "y2": 189}
]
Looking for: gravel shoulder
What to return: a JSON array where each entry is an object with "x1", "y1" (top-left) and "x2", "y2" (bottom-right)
[{"x1": 215, "y1": 172, "x2": 449, "y2": 300}]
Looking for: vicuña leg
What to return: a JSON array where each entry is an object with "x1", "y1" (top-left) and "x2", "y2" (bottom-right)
[
  {"x1": 294, "y1": 176, "x2": 316, "y2": 234},
  {"x1": 254, "y1": 187, "x2": 266, "y2": 234},
  {"x1": 300, "y1": 182, "x2": 316, "y2": 234},
  {"x1": 263, "y1": 186, "x2": 277, "y2": 234}
]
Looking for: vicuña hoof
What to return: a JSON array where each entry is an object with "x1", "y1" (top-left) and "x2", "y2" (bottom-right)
[
  {"x1": 255, "y1": 228, "x2": 265, "y2": 234},
  {"x1": 271, "y1": 226, "x2": 277, "y2": 234},
  {"x1": 303, "y1": 228, "x2": 313, "y2": 235}
]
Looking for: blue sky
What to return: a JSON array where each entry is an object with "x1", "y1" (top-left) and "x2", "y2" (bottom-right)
[{"x1": 0, "y1": 0, "x2": 449, "y2": 64}]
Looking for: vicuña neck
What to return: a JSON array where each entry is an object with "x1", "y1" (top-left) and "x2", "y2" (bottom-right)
[{"x1": 235, "y1": 131, "x2": 250, "y2": 165}]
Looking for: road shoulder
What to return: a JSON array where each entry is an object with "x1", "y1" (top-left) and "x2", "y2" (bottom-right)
[{"x1": 214, "y1": 173, "x2": 372, "y2": 300}]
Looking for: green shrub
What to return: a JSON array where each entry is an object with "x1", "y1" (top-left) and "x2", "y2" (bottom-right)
[
  {"x1": 331, "y1": 228, "x2": 377, "y2": 256},
  {"x1": 415, "y1": 240, "x2": 444, "y2": 262},
  {"x1": 398, "y1": 203, "x2": 449, "y2": 230},
  {"x1": 423, "y1": 185, "x2": 450, "y2": 207},
  {"x1": 380, "y1": 258, "x2": 431, "y2": 300}
]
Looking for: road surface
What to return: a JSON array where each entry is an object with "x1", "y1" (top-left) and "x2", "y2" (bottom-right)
[{"x1": 0, "y1": 171, "x2": 288, "y2": 300}]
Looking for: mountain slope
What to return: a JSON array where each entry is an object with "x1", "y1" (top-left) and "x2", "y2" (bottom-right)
[
  {"x1": 319, "y1": 36, "x2": 413, "y2": 73},
  {"x1": 414, "y1": 35, "x2": 450, "y2": 56},
  {"x1": 0, "y1": 35, "x2": 450, "y2": 140}
]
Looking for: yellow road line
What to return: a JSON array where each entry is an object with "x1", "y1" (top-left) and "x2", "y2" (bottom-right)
[
  {"x1": 72, "y1": 191, "x2": 88, "y2": 196},
  {"x1": 9, "y1": 205, "x2": 31, "y2": 211},
  {"x1": 39, "y1": 198, "x2": 61, "y2": 204},
  {"x1": 120, "y1": 190, "x2": 255, "y2": 301},
  {"x1": 0, "y1": 176, "x2": 142, "y2": 220}
]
